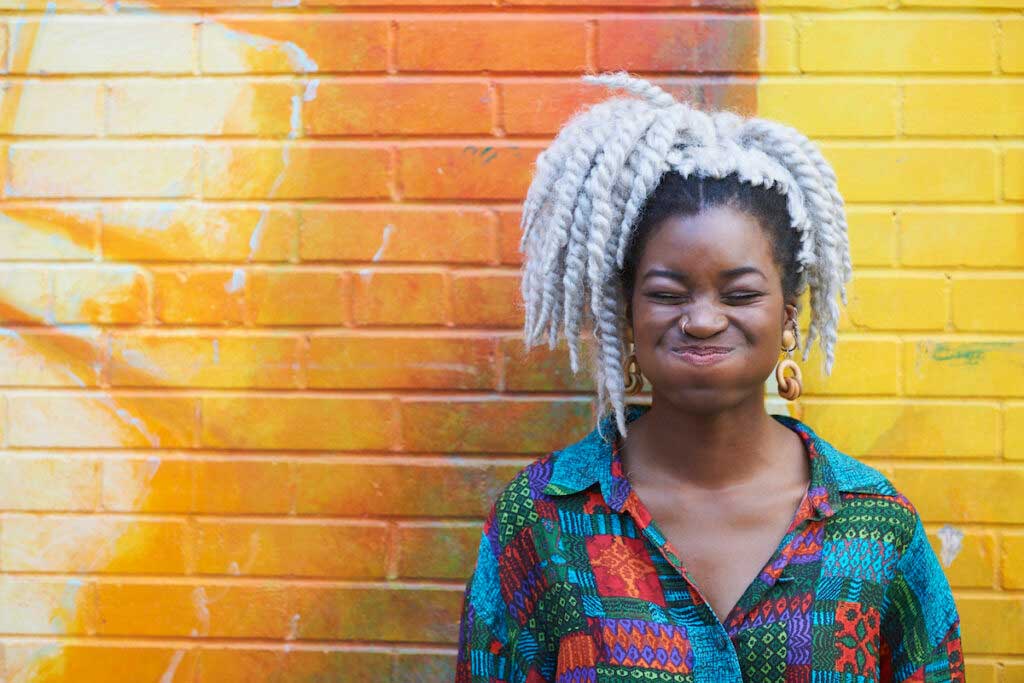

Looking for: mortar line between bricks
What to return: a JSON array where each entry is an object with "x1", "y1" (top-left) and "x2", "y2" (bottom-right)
[
  {"x1": 0, "y1": 573, "x2": 469, "y2": 588},
  {"x1": 0, "y1": 633, "x2": 465, "y2": 649}
]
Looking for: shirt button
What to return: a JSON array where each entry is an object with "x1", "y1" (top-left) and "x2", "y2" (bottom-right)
[{"x1": 715, "y1": 634, "x2": 730, "y2": 650}]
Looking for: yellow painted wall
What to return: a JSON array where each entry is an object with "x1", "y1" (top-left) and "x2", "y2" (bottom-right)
[{"x1": 757, "y1": 4, "x2": 1024, "y2": 681}]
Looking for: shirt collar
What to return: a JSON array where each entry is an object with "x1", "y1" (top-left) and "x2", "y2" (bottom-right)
[{"x1": 542, "y1": 403, "x2": 892, "y2": 519}]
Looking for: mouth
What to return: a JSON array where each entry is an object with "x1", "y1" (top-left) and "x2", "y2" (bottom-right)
[{"x1": 669, "y1": 346, "x2": 734, "y2": 366}]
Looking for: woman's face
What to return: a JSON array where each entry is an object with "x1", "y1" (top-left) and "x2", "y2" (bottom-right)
[{"x1": 628, "y1": 205, "x2": 797, "y2": 413}]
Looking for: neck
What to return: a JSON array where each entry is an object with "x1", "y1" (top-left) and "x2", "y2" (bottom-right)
[{"x1": 623, "y1": 393, "x2": 791, "y2": 491}]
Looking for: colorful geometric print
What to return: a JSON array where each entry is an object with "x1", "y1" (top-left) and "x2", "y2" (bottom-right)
[{"x1": 455, "y1": 404, "x2": 965, "y2": 683}]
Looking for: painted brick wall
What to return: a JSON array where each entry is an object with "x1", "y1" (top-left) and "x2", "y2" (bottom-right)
[{"x1": 0, "y1": 0, "x2": 1020, "y2": 682}]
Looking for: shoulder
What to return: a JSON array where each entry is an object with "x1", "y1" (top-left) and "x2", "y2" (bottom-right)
[
  {"x1": 484, "y1": 451, "x2": 560, "y2": 546},
  {"x1": 798, "y1": 419, "x2": 924, "y2": 557}
]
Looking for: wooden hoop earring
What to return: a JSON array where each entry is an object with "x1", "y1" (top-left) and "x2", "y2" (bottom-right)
[
  {"x1": 776, "y1": 323, "x2": 802, "y2": 401},
  {"x1": 624, "y1": 347, "x2": 644, "y2": 395}
]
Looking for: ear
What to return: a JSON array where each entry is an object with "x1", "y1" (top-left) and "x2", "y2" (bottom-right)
[{"x1": 783, "y1": 301, "x2": 798, "y2": 327}]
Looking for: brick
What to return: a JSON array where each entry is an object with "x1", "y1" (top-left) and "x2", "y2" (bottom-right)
[
  {"x1": 1002, "y1": 663, "x2": 1024, "y2": 683},
  {"x1": 94, "y1": 582, "x2": 290, "y2": 638},
  {"x1": 395, "y1": 653, "x2": 457, "y2": 683},
  {"x1": 0, "y1": 204, "x2": 98, "y2": 261},
  {"x1": 196, "y1": 649, "x2": 389, "y2": 683},
  {"x1": 8, "y1": 394, "x2": 196, "y2": 448},
  {"x1": 110, "y1": 332, "x2": 301, "y2": 388},
  {"x1": 8, "y1": 143, "x2": 198, "y2": 199},
  {"x1": 1008, "y1": 403, "x2": 1024, "y2": 461},
  {"x1": 102, "y1": 204, "x2": 295, "y2": 263},
  {"x1": 956, "y1": 597, "x2": 1024, "y2": 653},
  {"x1": 1003, "y1": 532, "x2": 1024, "y2": 589},
  {"x1": 1003, "y1": 18, "x2": 1024, "y2": 73},
  {"x1": 51, "y1": 266, "x2": 149, "y2": 324},
  {"x1": 202, "y1": 396, "x2": 395, "y2": 451},
  {"x1": 102, "y1": 456, "x2": 193, "y2": 513},
  {"x1": 3, "y1": 644, "x2": 198, "y2": 683},
  {"x1": 597, "y1": 17, "x2": 761, "y2": 73},
  {"x1": 1005, "y1": 147, "x2": 1024, "y2": 201},
  {"x1": 904, "y1": 0, "x2": 1021, "y2": 5},
  {"x1": 500, "y1": 80, "x2": 750, "y2": 136},
  {"x1": 823, "y1": 144, "x2": 996, "y2": 202},
  {"x1": 154, "y1": 269, "x2": 246, "y2": 325},
  {"x1": 924, "y1": 526, "x2": 995, "y2": 588},
  {"x1": 799, "y1": 18, "x2": 995, "y2": 73},
  {"x1": 293, "y1": 585, "x2": 461, "y2": 643},
  {"x1": 399, "y1": 143, "x2": 540, "y2": 200},
  {"x1": 845, "y1": 209, "x2": 896, "y2": 267},
  {"x1": 797, "y1": 337, "x2": 902, "y2": 396},
  {"x1": 306, "y1": 79, "x2": 493, "y2": 136},
  {"x1": 838, "y1": 274, "x2": 947, "y2": 332},
  {"x1": 397, "y1": 19, "x2": 586, "y2": 72},
  {"x1": 351, "y1": 270, "x2": 446, "y2": 326},
  {"x1": 201, "y1": 17, "x2": 387, "y2": 74},
  {"x1": 193, "y1": 459, "x2": 291, "y2": 514},
  {"x1": 890, "y1": 465, "x2": 1024, "y2": 523},
  {"x1": 905, "y1": 338, "x2": 1024, "y2": 397},
  {"x1": 0, "y1": 577, "x2": 97, "y2": 635},
  {"x1": 294, "y1": 459, "x2": 518, "y2": 517},
  {"x1": 757, "y1": 80, "x2": 898, "y2": 137},
  {"x1": 797, "y1": 401, "x2": 1000, "y2": 458},
  {"x1": 8, "y1": 18, "x2": 195, "y2": 74},
  {"x1": 501, "y1": 337, "x2": 597, "y2": 392},
  {"x1": 203, "y1": 143, "x2": 389, "y2": 200},
  {"x1": 196, "y1": 521, "x2": 388, "y2": 578},
  {"x1": 0, "y1": 328, "x2": 103, "y2": 387},
  {"x1": 498, "y1": 209, "x2": 524, "y2": 266},
  {"x1": 952, "y1": 276, "x2": 1024, "y2": 332},
  {"x1": 0, "y1": 0, "x2": 105, "y2": 8},
  {"x1": 299, "y1": 206, "x2": 495, "y2": 264},
  {"x1": 452, "y1": 271, "x2": 523, "y2": 327},
  {"x1": 109, "y1": 80, "x2": 297, "y2": 137},
  {"x1": 759, "y1": 0, "x2": 884, "y2": 8},
  {"x1": 0, "y1": 455, "x2": 99, "y2": 511},
  {"x1": 964, "y1": 662, "x2": 997, "y2": 683},
  {"x1": 1, "y1": 516, "x2": 186, "y2": 573},
  {"x1": 905, "y1": 81, "x2": 1024, "y2": 136},
  {"x1": 899, "y1": 209, "x2": 1024, "y2": 267},
  {"x1": 0, "y1": 82, "x2": 102, "y2": 136},
  {"x1": 307, "y1": 333, "x2": 497, "y2": 390},
  {"x1": 396, "y1": 522, "x2": 481, "y2": 579},
  {"x1": 500, "y1": 80, "x2": 623, "y2": 135},
  {"x1": 400, "y1": 398, "x2": 592, "y2": 453},
  {"x1": 0, "y1": 267, "x2": 48, "y2": 323},
  {"x1": 248, "y1": 269, "x2": 346, "y2": 325}
]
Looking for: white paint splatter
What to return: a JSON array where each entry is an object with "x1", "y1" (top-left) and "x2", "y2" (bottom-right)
[
  {"x1": 192, "y1": 586, "x2": 211, "y2": 636},
  {"x1": 937, "y1": 524, "x2": 964, "y2": 567},
  {"x1": 211, "y1": 339, "x2": 221, "y2": 365},
  {"x1": 372, "y1": 224, "x2": 395, "y2": 262},
  {"x1": 159, "y1": 649, "x2": 186, "y2": 683},
  {"x1": 226, "y1": 268, "x2": 246, "y2": 293}
]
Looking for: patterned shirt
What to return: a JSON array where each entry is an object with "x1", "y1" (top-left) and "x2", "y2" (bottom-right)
[{"x1": 455, "y1": 403, "x2": 964, "y2": 682}]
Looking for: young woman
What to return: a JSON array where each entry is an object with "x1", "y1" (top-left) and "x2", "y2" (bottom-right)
[{"x1": 455, "y1": 71, "x2": 963, "y2": 683}]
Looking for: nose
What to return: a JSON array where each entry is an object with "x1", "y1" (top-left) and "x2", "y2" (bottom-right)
[{"x1": 679, "y1": 299, "x2": 728, "y2": 338}]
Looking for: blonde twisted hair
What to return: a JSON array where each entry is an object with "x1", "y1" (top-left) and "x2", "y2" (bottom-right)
[{"x1": 519, "y1": 71, "x2": 853, "y2": 439}]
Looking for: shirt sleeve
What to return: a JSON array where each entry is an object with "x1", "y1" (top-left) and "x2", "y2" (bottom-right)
[
  {"x1": 879, "y1": 513, "x2": 966, "y2": 683},
  {"x1": 455, "y1": 504, "x2": 512, "y2": 683}
]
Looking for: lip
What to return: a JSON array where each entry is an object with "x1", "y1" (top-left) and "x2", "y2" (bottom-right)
[{"x1": 669, "y1": 346, "x2": 734, "y2": 366}]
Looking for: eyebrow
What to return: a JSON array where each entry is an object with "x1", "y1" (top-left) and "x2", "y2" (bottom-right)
[{"x1": 641, "y1": 266, "x2": 767, "y2": 283}]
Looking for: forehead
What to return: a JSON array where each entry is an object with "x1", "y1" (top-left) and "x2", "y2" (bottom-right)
[{"x1": 637, "y1": 206, "x2": 775, "y2": 273}]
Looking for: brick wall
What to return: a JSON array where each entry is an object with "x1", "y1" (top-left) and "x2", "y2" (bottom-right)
[{"x1": 0, "y1": 1, "x2": 1020, "y2": 682}]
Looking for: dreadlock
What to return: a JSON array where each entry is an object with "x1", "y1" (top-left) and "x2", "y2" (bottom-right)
[{"x1": 519, "y1": 71, "x2": 853, "y2": 439}]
